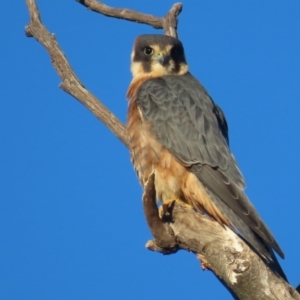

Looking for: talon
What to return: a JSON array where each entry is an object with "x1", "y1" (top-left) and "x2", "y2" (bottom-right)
[
  {"x1": 162, "y1": 200, "x2": 175, "y2": 217},
  {"x1": 158, "y1": 198, "x2": 179, "y2": 219}
]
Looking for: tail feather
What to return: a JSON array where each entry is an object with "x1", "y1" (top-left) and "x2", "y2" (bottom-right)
[{"x1": 204, "y1": 187, "x2": 287, "y2": 281}]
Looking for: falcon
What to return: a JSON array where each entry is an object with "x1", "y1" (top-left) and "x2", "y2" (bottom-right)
[{"x1": 126, "y1": 34, "x2": 285, "y2": 278}]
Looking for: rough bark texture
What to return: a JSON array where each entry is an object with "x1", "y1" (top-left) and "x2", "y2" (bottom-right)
[
  {"x1": 25, "y1": 0, "x2": 299, "y2": 299},
  {"x1": 143, "y1": 174, "x2": 299, "y2": 300}
]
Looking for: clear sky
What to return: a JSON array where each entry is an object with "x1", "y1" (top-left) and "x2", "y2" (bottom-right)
[{"x1": 1, "y1": 1, "x2": 300, "y2": 299}]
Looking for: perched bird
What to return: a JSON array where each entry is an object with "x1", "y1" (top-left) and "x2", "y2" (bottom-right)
[{"x1": 126, "y1": 34, "x2": 285, "y2": 279}]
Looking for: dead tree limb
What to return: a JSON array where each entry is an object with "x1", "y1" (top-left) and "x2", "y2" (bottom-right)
[
  {"x1": 25, "y1": 0, "x2": 299, "y2": 298},
  {"x1": 76, "y1": 0, "x2": 182, "y2": 38},
  {"x1": 25, "y1": 0, "x2": 128, "y2": 147},
  {"x1": 143, "y1": 174, "x2": 299, "y2": 300}
]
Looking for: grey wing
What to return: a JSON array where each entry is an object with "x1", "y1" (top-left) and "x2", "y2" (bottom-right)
[
  {"x1": 213, "y1": 104, "x2": 229, "y2": 146},
  {"x1": 136, "y1": 73, "x2": 284, "y2": 260}
]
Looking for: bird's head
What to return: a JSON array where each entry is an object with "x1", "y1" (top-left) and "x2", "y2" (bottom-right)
[{"x1": 130, "y1": 34, "x2": 188, "y2": 78}]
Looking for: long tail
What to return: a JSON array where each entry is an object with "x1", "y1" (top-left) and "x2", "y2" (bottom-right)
[{"x1": 205, "y1": 188, "x2": 287, "y2": 281}]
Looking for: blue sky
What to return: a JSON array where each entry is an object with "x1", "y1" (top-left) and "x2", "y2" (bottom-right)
[{"x1": 1, "y1": 1, "x2": 300, "y2": 299}]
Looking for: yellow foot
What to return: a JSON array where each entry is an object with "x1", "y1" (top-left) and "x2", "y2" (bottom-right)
[
  {"x1": 158, "y1": 198, "x2": 185, "y2": 219},
  {"x1": 159, "y1": 199, "x2": 174, "y2": 218}
]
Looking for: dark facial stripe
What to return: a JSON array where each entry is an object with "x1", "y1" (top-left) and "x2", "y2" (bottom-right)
[{"x1": 132, "y1": 34, "x2": 187, "y2": 74}]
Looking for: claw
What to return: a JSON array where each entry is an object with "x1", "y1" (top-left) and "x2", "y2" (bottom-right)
[{"x1": 158, "y1": 198, "x2": 178, "y2": 219}]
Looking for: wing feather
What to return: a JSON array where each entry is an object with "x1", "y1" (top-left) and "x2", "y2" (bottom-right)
[{"x1": 136, "y1": 73, "x2": 284, "y2": 259}]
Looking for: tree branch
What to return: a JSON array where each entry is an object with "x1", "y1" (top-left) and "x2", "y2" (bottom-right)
[
  {"x1": 143, "y1": 174, "x2": 300, "y2": 300},
  {"x1": 25, "y1": 0, "x2": 299, "y2": 298},
  {"x1": 77, "y1": 0, "x2": 162, "y2": 28},
  {"x1": 76, "y1": 0, "x2": 182, "y2": 37},
  {"x1": 25, "y1": 0, "x2": 128, "y2": 147}
]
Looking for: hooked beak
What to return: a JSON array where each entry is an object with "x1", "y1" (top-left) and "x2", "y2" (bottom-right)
[{"x1": 155, "y1": 52, "x2": 170, "y2": 66}]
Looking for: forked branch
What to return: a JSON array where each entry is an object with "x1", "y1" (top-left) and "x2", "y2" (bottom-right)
[{"x1": 77, "y1": 0, "x2": 182, "y2": 38}]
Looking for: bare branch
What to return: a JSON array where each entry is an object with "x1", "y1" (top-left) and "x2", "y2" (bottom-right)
[
  {"x1": 25, "y1": 0, "x2": 128, "y2": 147},
  {"x1": 25, "y1": 0, "x2": 183, "y2": 147},
  {"x1": 162, "y1": 3, "x2": 182, "y2": 38},
  {"x1": 77, "y1": 0, "x2": 162, "y2": 28},
  {"x1": 143, "y1": 175, "x2": 300, "y2": 300},
  {"x1": 76, "y1": 0, "x2": 182, "y2": 38}
]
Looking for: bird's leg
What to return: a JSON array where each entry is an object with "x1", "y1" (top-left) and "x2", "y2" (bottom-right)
[
  {"x1": 158, "y1": 198, "x2": 191, "y2": 219},
  {"x1": 158, "y1": 199, "x2": 176, "y2": 219}
]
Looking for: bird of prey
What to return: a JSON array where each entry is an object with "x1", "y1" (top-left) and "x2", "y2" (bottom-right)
[{"x1": 126, "y1": 34, "x2": 285, "y2": 278}]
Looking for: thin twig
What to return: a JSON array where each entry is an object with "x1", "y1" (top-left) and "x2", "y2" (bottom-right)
[
  {"x1": 163, "y1": 3, "x2": 182, "y2": 38},
  {"x1": 77, "y1": 0, "x2": 162, "y2": 28},
  {"x1": 76, "y1": 0, "x2": 183, "y2": 37}
]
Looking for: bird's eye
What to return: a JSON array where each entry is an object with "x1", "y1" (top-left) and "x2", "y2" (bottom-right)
[{"x1": 144, "y1": 47, "x2": 153, "y2": 56}]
